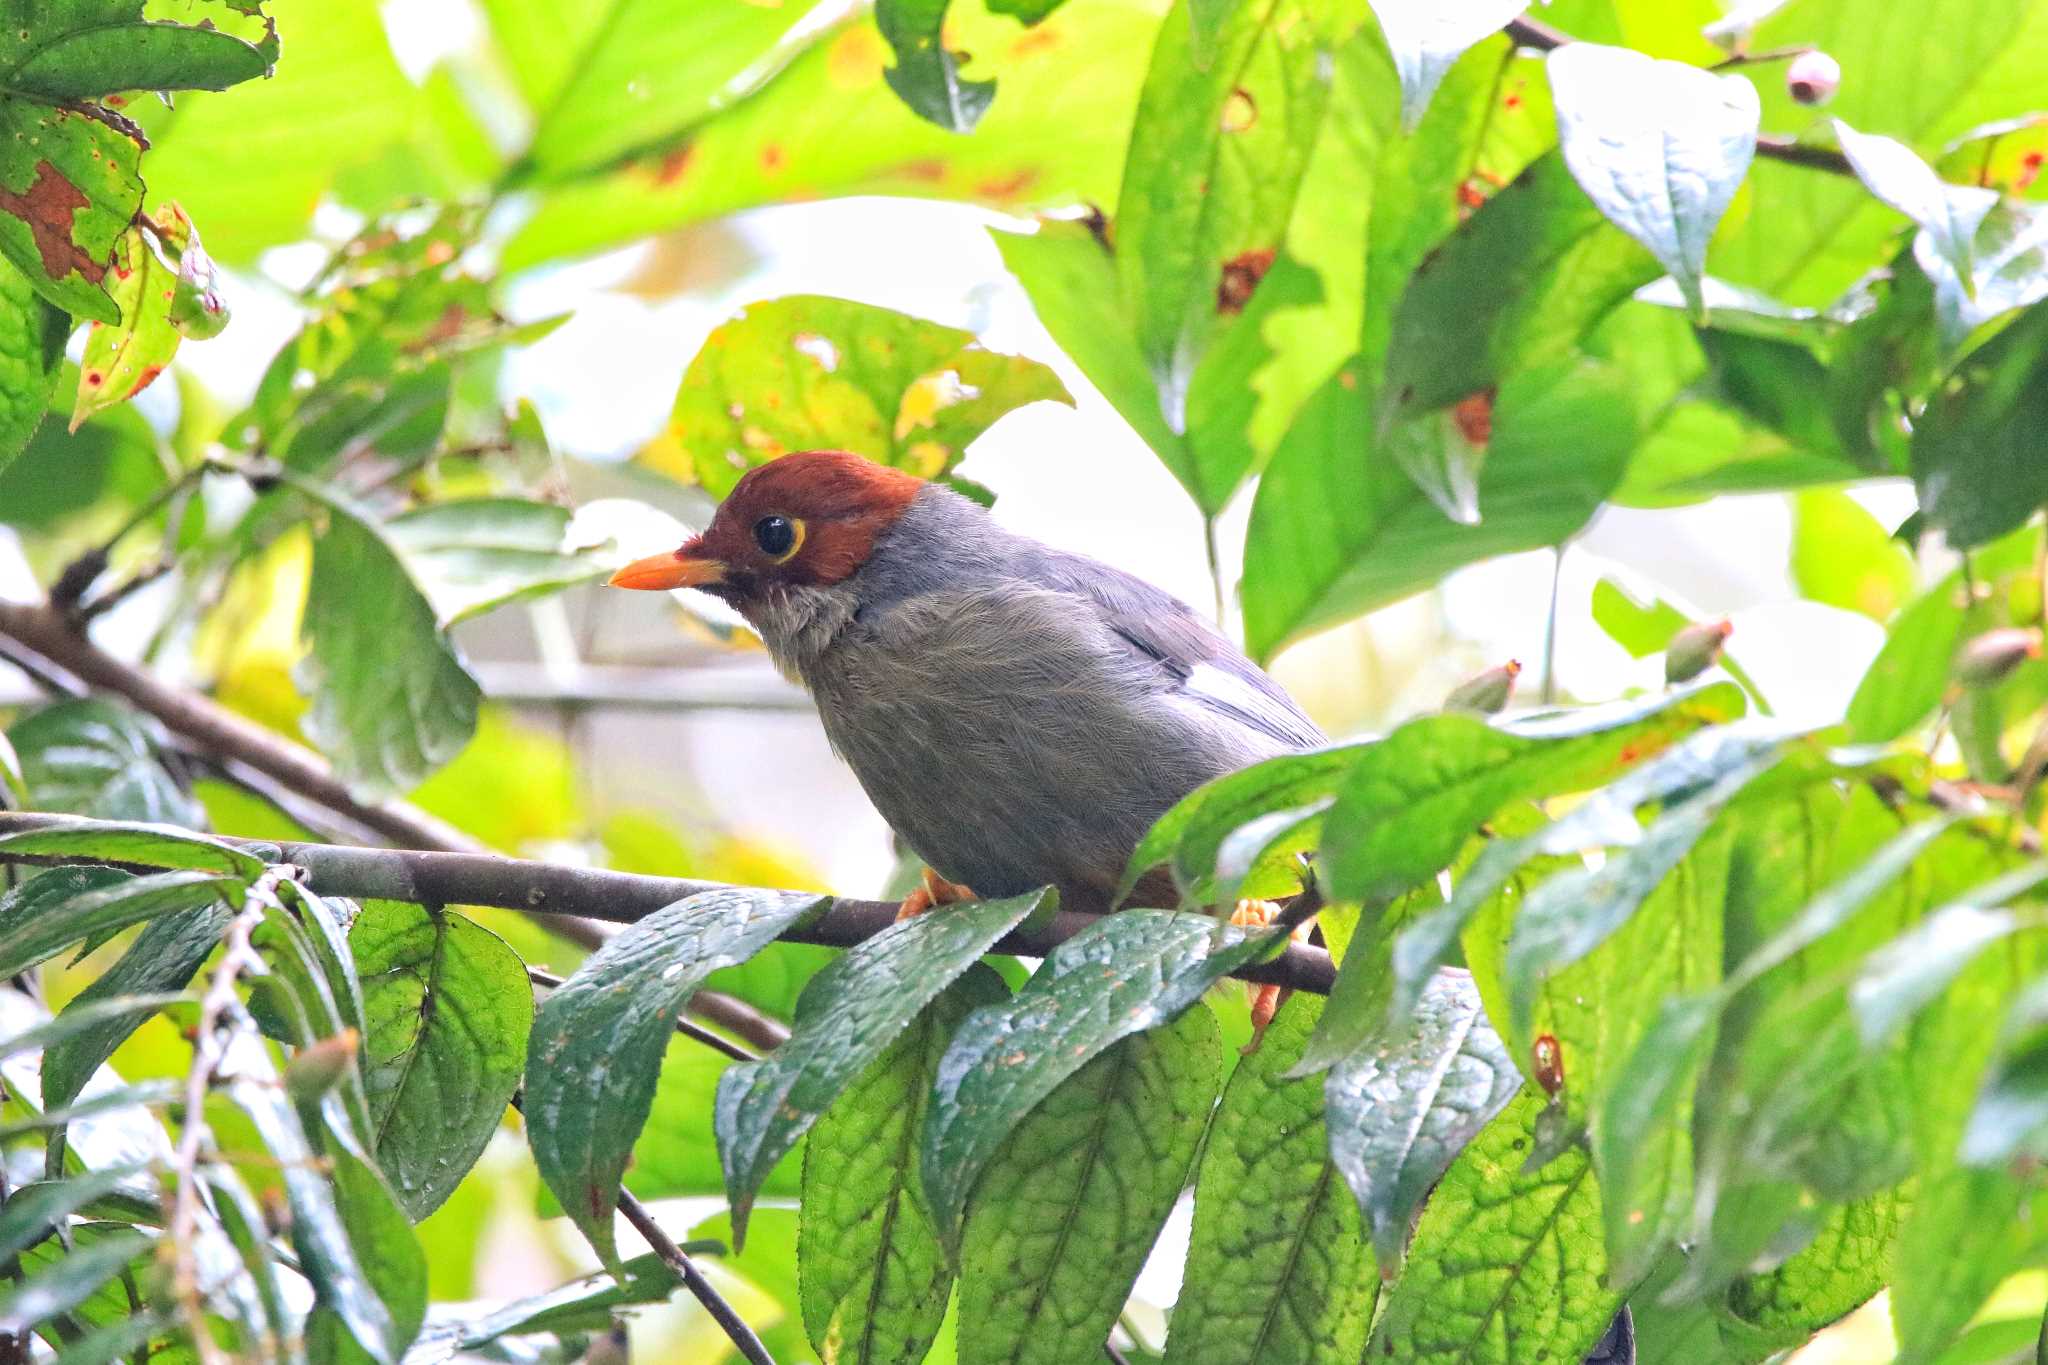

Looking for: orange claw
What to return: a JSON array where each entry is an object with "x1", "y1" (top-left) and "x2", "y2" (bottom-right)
[
  {"x1": 1231, "y1": 898, "x2": 1311, "y2": 1055},
  {"x1": 896, "y1": 867, "x2": 978, "y2": 922}
]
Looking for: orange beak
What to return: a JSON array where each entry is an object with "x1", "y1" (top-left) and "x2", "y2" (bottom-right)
[{"x1": 606, "y1": 549, "x2": 726, "y2": 592}]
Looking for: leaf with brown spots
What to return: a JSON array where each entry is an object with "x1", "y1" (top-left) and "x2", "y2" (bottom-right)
[
  {"x1": 0, "y1": 100, "x2": 142, "y2": 322},
  {"x1": 70, "y1": 226, "x2": 183, "y2": 432}
]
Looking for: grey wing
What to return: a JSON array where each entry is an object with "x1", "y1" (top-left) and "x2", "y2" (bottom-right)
[{"x1": 1042, "y1": 552, "x2": 1326, "y2": 752}]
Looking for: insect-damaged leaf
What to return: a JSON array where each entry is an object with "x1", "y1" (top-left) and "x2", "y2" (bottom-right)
[
  {"x1": 716, "y1": 889, "x2": 1048, "y2": 1244},
  {"x1": 876, "y1": 0, "x2": 995, "y2": 133},
  {"x1": 0, "y1": 102, "x2": 141, "y2": 322},
  {"x1": 71, "y1": 227, "x2": 182, "y2": 432},
  {"x1": 525, "y1": 887, "x2": 825, "y2": 1269}
]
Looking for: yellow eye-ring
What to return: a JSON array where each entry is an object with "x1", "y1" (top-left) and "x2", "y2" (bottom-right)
[{"x1": 752, "y1": 514, "x2": 804, "y2": 562}]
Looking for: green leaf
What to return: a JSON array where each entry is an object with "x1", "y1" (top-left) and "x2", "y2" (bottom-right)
[
  {"x1": 383, "y1": 499, "x2": 611, "y2": 626},
  {"x1": 0, "y1": 865, "x2": 231, "y2": 979},
  {"x1": 1121, "y1": 743, "x2": 1356, "y2": 907},
  {"x1": 9, "y1": 699, "x2": 203, "y2": 826},
  {"x1": 1548, "y1": 43, "x2": 1759, "y2": 315},
  {"x1": 0, "y1": 254, "x2": 65, "y2": 471},
  {"x1": 1723, "y1": 1187, "x2": 1905, "y2": 1348},
  {"x1": 298, "y1": 503, "x2": 482, "y2": 796},
  {"x1": 1379, "y1": 152, "x2": 1660, "y2": 424},
  {"x1": 0, "y1": 1167, "x2": 145, "y2": 1265},
  {"x1": 1845, "y1": 571, "x2": 1970, "y2": 742},
  {"x1": 0, "y1": 97, "x2": 140, "y2": 322},
  {"x1": 525, "y1": 886, "x2": 825, "y2": 1268},
  {"x1": 69, "y1": 225, "x2": 180, "y2": 430},
  {"x1": 0, "y1": 989, "x2": 189, "y2": 1068},
  {"x1": 956, "y1": 1005, "x2": 1219, "y2": 1365},
  {"x1": 1911, "y1": 299, "x2": 2048, "y2": 549},
  {"x1": 1368, "y1": 1087, "x2": 1622, "y2": 1363},
  {"x1": 1835, "y1": 120, "x2": 1998, "y2": 299},
  {"x1": 715, "y1": 889, "x2": 1048, "y2": 1242},
  {"x1": 1893, "y1": 1166, "x2": 2048, "y2": 1363},
  {"x1": 1963, "y1": 976, "x2": 2048, "y2": 1165},
  {"x1": 313, "y1": 1102, "x2": 431, "y2": 1365},
  {"x1": 352, "y1": 901, "x2": 532, "y2": 1220},
  {"x1": 408, "y1": 1251, "x2": 720, "y2": 1358},
  {"x1": 1365, "y1": 0, "x2": 1525, "y2": 130},
  {"x1": 877, "y1": 0, "x2": 994, "y2": 132},
  {"x1": 651, "y1": 295, "x2": 1070, "y2": 496},
  {"x1": 920, "y1": 909, "x2": 1280, "y2": 1246},
  {"x1": 2, "y1": 3, "x2": 276, "y2": 100},
  {"x1": 0, "y1": 816, "x2": 267, "y2": 876},
  {"x1": 0, "y1": 1230, "x2": 148, "y2": 1333},
  {"x1": 1116, "y1": 0, "x2": 1337, "y2": 432},
  {"x1": 1241, "y1": 358, "x2": 1637, "y2": 659},
  {"x1": 1165, "y1": 994, "x2": 1376, "y2": 1365},
  {"x1": 1327, "y1": 969, "x2": 1520, "y2": 1264},
  {"x1": 1324, "y1": 682, "x2": 1749, "y2": 905},
  {"x1": 992, "y1": 221, "x2": 1195, "y2": 504},
  {"x1": 1791, "y1": 490, "x2": 1917, "y2": 620},
  {"x1": 798, "y1": 968, "x2": 1005, "y2": 1365},
  {"x1": 1848, "y1": 866, "x2": 2048, "y2": 1047}
]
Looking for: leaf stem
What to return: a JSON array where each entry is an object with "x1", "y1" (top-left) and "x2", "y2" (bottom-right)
[{"x1": 616, "y1": 1189, "x2": 778, "y2": 1365}]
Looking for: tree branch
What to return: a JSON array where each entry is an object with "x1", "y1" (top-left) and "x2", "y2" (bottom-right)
[
  {"x1": 617, "y1": 1189, "x2": 777, "y2": 1365},
  {"x1": 0, "y1": 812, "x2": 1340, "y2": 996}
]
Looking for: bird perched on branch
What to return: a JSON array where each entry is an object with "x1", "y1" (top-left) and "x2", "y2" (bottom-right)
[{"x1": 607, "y1": 450, "x2": 1323, "y2": 940}]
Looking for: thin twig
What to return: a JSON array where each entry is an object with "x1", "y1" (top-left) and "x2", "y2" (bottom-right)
[
  {"x1": 1709, "y1": 43, "x2": 1817, "y2": 69},
  {"x1": 527, "y1": 966, "x2": 762, "y2": 1062},
  {"x1": 617, "y1": 1188, "x2": 777, "y2": 1365},
  {"x1": 1103, "y1": 1343, "x2": 1133, "y2": 1365},
  {"x1": 0, "y1": 812, "x2": 1341, "y2": 997}
]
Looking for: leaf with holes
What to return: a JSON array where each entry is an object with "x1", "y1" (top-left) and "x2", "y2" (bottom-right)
[
  {"x1": 353, "y1": 901, "x2": 532, "y2": 1220},
  {"x1": 651, "y1": 295, "x2": 1070, "y2": 496},
  {"x1": 1166, "y1": 994, "x2": 1377, "y2": 1365},
  {"x1": 716, "y1": 889, "x2": 1048, "y2": 1243},
  {"x1": 920, "y1": 909, "x2": 1281, "y2": 1247},
  {"x1": 798, "y1": 967, "x2": 1006, "y2": 1365},
  {"x1": 956, "y1": 1004, "x2": 1219, "y2": 1365},
  {"x1": 70, "y1": 226, "x2": 181, "y2": 432},
  {"x1": 876, "y1": 0, "x2": 994, "y2": 132},
  {"x1": 1326, "y1": 969, "x2": 1520, "y2": 1264},
  {"x1": 1549, "y1": 43, "x2": 1759, "y2": 315},
  {"x1": 8, "y1": 699, "x2": 202, "y2": 826},
  {"x1": 525, "y1": 886, "x2": 826, "y2": 1269},
  {"x1": 1368, "y1": 1087, "x2": 1622, "y2": 1363}
]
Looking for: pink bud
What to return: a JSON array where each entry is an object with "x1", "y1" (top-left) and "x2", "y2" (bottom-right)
[{"x1": 1786, "y1": 51, "x2": 1841, "y2": 106}]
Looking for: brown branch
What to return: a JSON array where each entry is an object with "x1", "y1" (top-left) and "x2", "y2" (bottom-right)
[
  {"x1": 617, "y1": 1188, "x2": 777, "y2": 1365},
  {"x1": 1503, "y1": 14, "x2": 1855, "y2": 177},
  {"x1": 0, "y1": 812, "x2": 1341, "y2": 996}
]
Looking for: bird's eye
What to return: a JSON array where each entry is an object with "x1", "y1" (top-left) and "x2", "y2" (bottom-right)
[{"x1": 752, "y1": 514, "x2": 803, "y2": 561}]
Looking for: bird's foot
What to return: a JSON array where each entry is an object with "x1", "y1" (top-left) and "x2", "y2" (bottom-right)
[
  {"x1": 1230, "y1": 898, "x2": 1311, "y2": 1056},
  {"x1": 897, "y1": 867, "x2": 979, "y2": 922}
]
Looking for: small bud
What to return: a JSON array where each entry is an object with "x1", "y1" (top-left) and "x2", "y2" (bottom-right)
[
  {"x1": 1786, "y1": 50, "x2": 1841, "y2": 106},
  {"x1": 1445, "y1": 659, "x2": 1521, "y2": 714},
  {"x1": 1954, "y1": 628, "x2": 2043, "y2": 687},
  {"x1": 1665, "y1": 620, "x2": 1732, "y2": 684},
  {"x1": 283, "y1": 1028, "x2": 359, "y2": 1103}
]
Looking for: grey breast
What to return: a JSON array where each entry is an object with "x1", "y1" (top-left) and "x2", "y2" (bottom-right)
[{"x1": 798, "y1": 487, "x2": 1322, "y2": 907}]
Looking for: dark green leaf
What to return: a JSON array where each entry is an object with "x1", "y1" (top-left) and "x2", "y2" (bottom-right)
[
  {"x1": 353, "y1": 901, "x2": 533, "y2": 1219},
  {"x1": 1165, "y1": 994, "x2": 1376, "y2": 1365},
  {"x1": 1963, "y1": 976, "x2": 2048, "y2": 1165},
  {"x1": 716, "y1": 889, "x2": 1047, "y2": 1242},
  {"x1": 1380, "y1": 152, "x2": 1660, "y2": 423},
  {"x1": 921, "y1": 908, "x2": 1279, "y2": 1245},
  {"x1": 0, "y1": 988, "x2": 189, "y2": 1067},
  {"x1": 3, "y1": 5, "x2": 276, "y2": 100},
  {"x1": 383, "y1": 499, "x2": 611, "y2": 626},
  {"x1": 0, "y1": 817, "x2": 267, "y2": 877},
  {"x1": 298, "y1": 502, "x2": 481, "y2": 796},
  {"x1": 1327, "y1": 969, "x2": 1519, "y2": 1264},
  {"x1": 798, "y1": 968, "x2": 1005, "y2": 1365},
  {"x1": 956, "y1": 1005, "x2": 1219, "y2": 1365},
  {"x1": 0, "y1": 865, "x2": 231, "y2": 980},
  {"x1": 0, "y1": 1230, "x2": 147, "y2": 1333},
  {"x1": 1548, "y1": 43, "x2": 1758, "y2": 315},
  {"x1": 1121, "y1": 744, "x2": 1357, "y2": 907},
  {"x1": 313, "y1": 1099, "x2": 430, "y2": 1365},
  {"x1": 1912, "y1": 299, "x2": 2048, "y2": 549},
  {"x1": 9, "y1": 699, "x2": 203, "y2": 827},
  {"x1": 0, "y1": 254, "x2": 65, "y2": 472},
  {"x1": 877, "y1": 0, "x2": 994, "y2": 132},
  {"x1": 0, "y1": 1168, "x2": 145, "y2": 1264},
  {"x1": 0, "y1": 1079, "x2": 176, "y2": 1137},
  {"x1": 651, "y1": 295, "x2": 1070, "y2": 496},
  {"x1": 525, "y1": 887, "x2": 825, "y2": 1268},
  {"x1": 406, "y1": 1251, "x2": 711, "y2": 1358},
  {"x1": 1368, "y1": 1087, "x2": 1622, "y2": 1363}
]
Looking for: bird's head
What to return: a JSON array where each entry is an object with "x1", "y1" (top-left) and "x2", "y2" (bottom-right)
[{"x1": 606, "y1": 450, "x2": 924, "y2": 616}]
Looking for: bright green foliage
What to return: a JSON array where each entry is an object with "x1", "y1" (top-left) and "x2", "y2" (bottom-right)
[
  {"x1": 956, "y1": 1004, "x2": 1218, "y2": 1365},
  {"x1": 0, "y1": 256, "x2": 66, "y2": 468},
  {"x1": 71, "y1": 227, "x2": 183, "y2": 431},
  {"x1": 1791, "y1": 491, "x2": 1916, "y2": 621}
]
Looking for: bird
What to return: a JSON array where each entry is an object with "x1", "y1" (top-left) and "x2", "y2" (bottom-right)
[{"x1": 605, "y1": 449, "x2": 1325, "y2": 937}]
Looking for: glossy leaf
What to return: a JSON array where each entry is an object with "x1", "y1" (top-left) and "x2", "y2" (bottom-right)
[
  {"x1": 353, "y1": 901, "x2": 533, "y2": 1220},
  {"x1": 798, "y1": 968, "x2": 1005, "y2": 1365},
  {"x1": 70, "y1": 227, "x2": 181, "y2": 432},
  {"x1": 1549, "y1": 43, "x2": 1760, "y2": 315},
  {"x1": 0, "y1": 255, "x2": 65, "y2": 471},
  {"x1": 8, "y1": 699, "x2": 203, "y2": 827},
  {"x1": 1165, "y1": 994, "x2": 1377, "y2": 1365},
  {"x1": 650, "y1": 295, "x2": 1070, "y2": 497},
  {"x1": 921, "y1": 909, "x2": 1280, "y2": 1245},
  {"x1": 298, "y1": 504, "x2": 481, "y2": 796},
  {"x1": 1121, "y1": 743, "x2": 1357, "y2": 906},
  {"x1": 1368, "y1": 1087, "x2": 1621, "y2": 1362},
  {"x1": 0, "y1": 1167, "x2": 145, "y2": 1265},
  {"x1": 383, "y1": 500, "x2": 612, "y2": 627},
  {"x1": 1366, "y1": 0, "x2": 1527, "y2": 130},
  {"x1": 525, "y1": 886, "x2": 825, "y2": 1268},
  {"x1": 716, "y1": 889, "x2": 1048, "y2": 1242},
  {"x1": 956, "y1": 1005, "x2": 1219, "y2": 1365},
  {"x1": 1848, "y1": 867, "x2": 2048, "y2": 1047},
  {"x1": 1326, "y1": 969, "x2": 1520, "y2": 1263},
  {"x1": 0, "y1": 865, "x2": 232, "y2": 980},
  {"x1": 0, "y1": 816, "x2": 266, "y2": 877}
]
